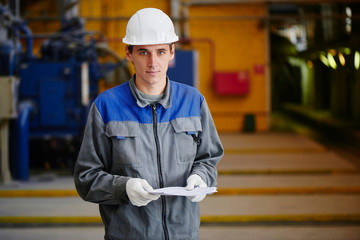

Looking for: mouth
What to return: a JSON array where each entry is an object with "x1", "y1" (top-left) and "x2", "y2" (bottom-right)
[{"x1": 146, "y1": 70, "x2": 160, "y2": 75}]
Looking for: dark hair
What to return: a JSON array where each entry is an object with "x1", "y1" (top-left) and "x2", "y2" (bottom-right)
[
  {"x1": 127, "y1": 45, "x2": 134, "y2": 54},
  {"x1": 127, "y1": 44, "x2": 174, "y2": 54}
]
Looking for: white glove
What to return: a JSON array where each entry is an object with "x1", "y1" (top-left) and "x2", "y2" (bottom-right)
[
  {"x1": 185, "y1": 174, "x2": 207, "y2": 202},
  {"x1": 126, "y1": 178, "x2": 160, "y2": 207}
]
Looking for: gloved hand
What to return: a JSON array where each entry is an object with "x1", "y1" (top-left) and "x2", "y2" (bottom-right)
[
  {"x1": 185, "y1": 174, "x2": 207, "y2": 202},
  {"x1": 126, "y1": 178, "x2": 160, "y2": 207}
]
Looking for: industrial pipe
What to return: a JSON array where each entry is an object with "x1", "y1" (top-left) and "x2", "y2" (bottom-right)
[
  {"x1": 19, "y1": 24, "x2": 33, "y2": 59},
  {"x1": 13, "y1": 101, "x2": 33, "y2": 181}
]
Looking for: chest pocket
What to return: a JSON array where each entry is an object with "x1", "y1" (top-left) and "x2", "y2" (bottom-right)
[
  {"x1": 105, "y1": 121, "x2": 141, "y2": 169},
  {"x1": 171, "y1": 117, "x2": 202, "y2": 163}
]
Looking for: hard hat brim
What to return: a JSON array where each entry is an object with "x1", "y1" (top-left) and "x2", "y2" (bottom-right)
[{"x1": 122, "y1": 37, "x2": 179, "y2": 46}]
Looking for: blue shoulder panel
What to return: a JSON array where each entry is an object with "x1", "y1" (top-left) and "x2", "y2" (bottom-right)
[
  {"x1": 94, "y1": 80, "x2": 204, "y2": 124},
  {"x1": 158, "y1": 81, "x2": 204, "y2": 123},
  {"x1": 95, "y1": 82, "x2": 153, "y2": 124}
]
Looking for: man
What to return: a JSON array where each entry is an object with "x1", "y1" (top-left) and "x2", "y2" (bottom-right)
[{"x1": 74, "y1": 8, "x2": 223, "y2": 240}]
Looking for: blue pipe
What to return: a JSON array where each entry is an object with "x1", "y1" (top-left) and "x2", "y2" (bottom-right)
[
  {"x1": 19, "y1": 24, "x2": 33, "y2": 59},
  {"x1": 14, "y1": 101, "x2": 33, "y2": 181}
]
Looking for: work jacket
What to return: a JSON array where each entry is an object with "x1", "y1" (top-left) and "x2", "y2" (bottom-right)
[{"x1": 74, "y1": 76, "x2": 224, "y2": 240}]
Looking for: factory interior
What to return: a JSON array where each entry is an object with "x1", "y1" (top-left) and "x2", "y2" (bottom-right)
[{"x1": 0, "y1": 0, "x2": 360, "y2": 239}]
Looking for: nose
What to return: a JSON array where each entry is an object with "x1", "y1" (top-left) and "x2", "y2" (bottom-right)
[{"x1": 148, "y1": 54, "x2": 158, "y2": 67}]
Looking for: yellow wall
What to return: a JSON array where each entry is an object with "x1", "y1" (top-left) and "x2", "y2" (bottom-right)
[
  {"x1": 23, "y1": 0, "x2": 269, "y2": 132},
  {"x1": 185, "y1": 3, "x2": 269, "y2": 132},
  {"x1": 22, "y1": 1, "x2": 60, "y2": 53}
]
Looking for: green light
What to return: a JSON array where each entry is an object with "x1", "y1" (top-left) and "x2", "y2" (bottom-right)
[
  {"x1": 355, "y1": 51, "x2": 360, "y2": 70},
  {"x1": 327, "y1": 53, "x2": 337, "y2": 69},
  {"x1": 319, "y1": 52, "x2": 329, "y2": 67},
  {"x1": 344, "y1": 48, "x2": 351, "y2": 55}
]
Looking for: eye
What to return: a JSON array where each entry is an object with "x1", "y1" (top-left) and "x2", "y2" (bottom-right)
[
  {"x1": 139, "y1": 51, "x2": 148, "y2": 55},
  {"x1": 158, "y1": 50, "x2": 166, "y2": 55}
]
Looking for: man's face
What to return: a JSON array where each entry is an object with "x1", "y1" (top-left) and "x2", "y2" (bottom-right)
[{"x1": 126, "y1": 44, "x2": 175, "y2": 93}]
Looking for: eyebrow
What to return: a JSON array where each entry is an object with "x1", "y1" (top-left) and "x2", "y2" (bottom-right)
[{"x1": 136, "y1": 48, "x2": 168, "y2": 52}]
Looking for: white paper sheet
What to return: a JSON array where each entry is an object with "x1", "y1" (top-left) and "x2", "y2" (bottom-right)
[{"x1": 148, "y1": 187, "x2": 217, "y2": 196}]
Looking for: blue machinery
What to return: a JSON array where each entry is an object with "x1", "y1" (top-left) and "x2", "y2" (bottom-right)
[
  {"x1": 19, "y1": 18, "x2": 102, "y2": 138},
  {"x1": 0, "y1": 3, "x2": 129, "y2": 180}
]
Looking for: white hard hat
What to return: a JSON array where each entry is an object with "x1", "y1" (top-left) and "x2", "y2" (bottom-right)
[{"x1": 122, "y1": 8, "x2": 179, "y2": 45}]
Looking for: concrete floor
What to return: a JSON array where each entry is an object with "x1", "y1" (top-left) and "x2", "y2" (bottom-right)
[
  {"x1": 1, "y1": 226, "x2": 360, "y2": 240},
  {"x1": 1, "y1": 132, "x2": 360, "y2": 239}
]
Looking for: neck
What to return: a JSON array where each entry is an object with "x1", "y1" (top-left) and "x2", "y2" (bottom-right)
[{"x1": 135, "y1": 78, "x2": 166, "y2": 95}]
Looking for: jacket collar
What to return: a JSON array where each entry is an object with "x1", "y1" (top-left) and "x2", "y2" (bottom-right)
[{"x1": 129, "y1": 75, "x2": 172, "y2": 109}]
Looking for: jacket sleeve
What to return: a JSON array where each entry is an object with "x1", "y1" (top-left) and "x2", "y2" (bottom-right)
[
  {"x1": 191, "y1": 99, "x2": 224, "y2": 187},
  {"x1": 74, "y1": 103, "x2": 130, "y2": 205}
]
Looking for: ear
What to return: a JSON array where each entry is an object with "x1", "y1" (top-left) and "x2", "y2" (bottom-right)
[
  {"x1": 170, "y1": 44, "x2": 175, "y2": 60},
  {"x1": 125, "y1": 46, "x2": 132, "y2": 61}
]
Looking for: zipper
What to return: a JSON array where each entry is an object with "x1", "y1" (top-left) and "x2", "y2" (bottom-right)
[{"x1": 151, "y1": 104, "x2": 169, "y2": 240}]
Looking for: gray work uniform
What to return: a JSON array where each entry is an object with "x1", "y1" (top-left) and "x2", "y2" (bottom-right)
[{"x1": 74, "y1": 76, "x2": 224, "y2": 240}]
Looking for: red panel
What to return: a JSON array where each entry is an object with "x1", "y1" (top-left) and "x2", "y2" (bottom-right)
[{"x1": 214, "y1": 71, "x2": 250, "y2": 95}]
